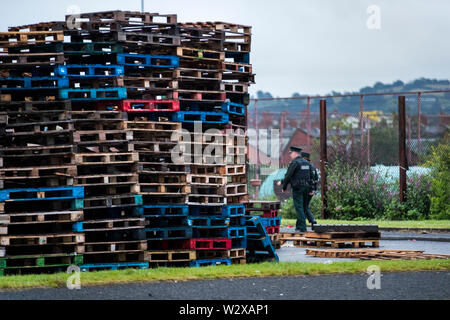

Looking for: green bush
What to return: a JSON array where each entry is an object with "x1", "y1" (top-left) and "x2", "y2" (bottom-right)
[
  {"x1": 279, "y1": 198, "x2": 296, "y2": 219},
  {"x1": 309, "y1": 194, "x2": 322, "y2": 218},
  {"x1": 426, "y1": 133, "x2": 450, "y2": 220},
  {"x1": 326, "y1": 160, "x2": 392, "y2": 220},
  {"x1": 324, "y1": 160, "x2": 433, "y2": 221}
]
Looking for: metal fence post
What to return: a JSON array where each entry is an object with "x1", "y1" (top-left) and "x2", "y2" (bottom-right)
[
  {"x1": 254, "y1": 99, "x2": 260, "y2": 180},
  {"x1": 320, "y1": 100, "x2": 328, "y2": 219},
  {"x1": 398, "y1": 96, "x2": 408, "y2": 203}
]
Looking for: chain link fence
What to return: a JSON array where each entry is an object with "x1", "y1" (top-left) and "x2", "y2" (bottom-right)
[{"x1": 247, "y1": 91, "x2": 449, "y2": 214}]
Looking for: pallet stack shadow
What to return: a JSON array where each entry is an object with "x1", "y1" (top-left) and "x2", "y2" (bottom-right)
[{"x1": 0, "y1": 10, "x2": 254, "y2": 273}]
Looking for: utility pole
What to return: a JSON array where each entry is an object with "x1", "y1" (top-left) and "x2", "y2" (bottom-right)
[
  {"x1": 141, "y1": 0, "x2": 145, "y2": 13},
  {"x1": 320, "y1": 100, "x2": 328, "y2": 219},
  {"x1": 398, "y1": 96, "x2": 408, "y2": 203}
]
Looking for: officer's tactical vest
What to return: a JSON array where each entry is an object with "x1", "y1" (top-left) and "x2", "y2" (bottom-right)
[{"x1": 291, "y1": 158, "x2": 313, "y2": 189}]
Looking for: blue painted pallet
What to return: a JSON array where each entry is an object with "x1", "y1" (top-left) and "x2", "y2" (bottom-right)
[
  {"x1": 228, "y1": 227, "x2": 247, "y2": 239},
  {"x1": 245, "y1": 216, "x2": 279, "y2": 262},
  {"x1": 225, "y1": 52, "x2": 250, "y2": 64},
  {"x1": 117, "y1": 53, "x2": 179, "y2": 68},
  {"x1": 260, "y1": 217, "x2": 281, "y2": 227},
  {"x1": 139, "y1": 205, "x2": 189, "y2": 217},
  {"x1": 230, "y1": 216, "x2": 246, "y2": 227},
  {"x1": 223, "y1": 205, "x2": 245, "y2": 217},
  {"x1": 0, "y1": 77, "x2": 69, "y2": 90},
  {"x1": 188, "y1": 205, "x2": 245, "y2": 217},
  {"x1": 59, "y1": 88, "x2": 127, "y2": 100},
  {"x1": 0, "y1": 186, "x2": 84, "y2": 202},
  {"x1": 145, "y1": 227, "x2": 193, "y2": 240},
  {"x1": 63, "y1": 42, "x2": 124, "y2": 54},
  {"x1": 135, "y1": 195, "x2": 143, "y2": 206},
  {"x1": 232, "y1": 237, "x2": 247, "y2": 249},
  {"x1": 222, "y1": 101, "x2": 245, "y2": 116},
  {"x1": 80, "y1": 262, "x2": 149, "y2": 272},
  {"x1": 72, "y1": 222, "x2": 84, "y2": 233},
  {"x1": 172, "y1": 111, "x2": 229, "y2": 124},
  {"x1": 188, "y1": 216, "x2": 230, "y2": 227},
  {"x1": 188, "y1": 206, "x2": 222, "y2": 217},
  {"x1": 57, "y1": 65, "x2": 125, "y2": 77},
  {"x1": 190, "y1": 258, "x2": 231, "y2": 267},
  {"x1": 192, "y1": 228, "x2": 228, "y2": 238}
]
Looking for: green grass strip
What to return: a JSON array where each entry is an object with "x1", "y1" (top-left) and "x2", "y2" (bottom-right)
[
  {"x1": 281, "y1": 219, "x2": 450, "y2": 229},
  {"x1": 1, "y1": 260, "x2": 449, "y2": 290}
]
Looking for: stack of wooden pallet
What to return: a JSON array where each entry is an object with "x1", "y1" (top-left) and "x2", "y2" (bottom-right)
[
  {"x1": 0, "y1": 10, "x2": 253, "y2": 273},
  {"x1": 306, "y1": 249, "x2": 450, "y2": 260},
  {"x1": 280, "y1": 225, "x2": 381, "y2": 249}
]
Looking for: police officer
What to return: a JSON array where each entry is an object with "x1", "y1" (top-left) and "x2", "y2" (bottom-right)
[
  {"x1": 301, "y1": 152, "x2": 318, "y2": 226},
  {"x1": 277, "y1": 146, "x2": 314, "y2": 232}
]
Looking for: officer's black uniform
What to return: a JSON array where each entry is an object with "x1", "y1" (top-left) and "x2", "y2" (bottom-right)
[
  {"x1": 302, "y1": 152, "x2": 318, "y2": 225},
  {"x1": 282, "y1": 147, "x2": 315, "y2": 232}
]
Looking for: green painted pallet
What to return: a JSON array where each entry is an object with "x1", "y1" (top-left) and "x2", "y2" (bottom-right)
[{"x1": 0, "y1": 253, "x2": 83, "y2": 275}]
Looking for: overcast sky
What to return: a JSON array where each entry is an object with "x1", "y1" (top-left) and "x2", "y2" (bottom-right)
[{"x1": 1, "y1": 0, "x2": 449, "y2": 97}]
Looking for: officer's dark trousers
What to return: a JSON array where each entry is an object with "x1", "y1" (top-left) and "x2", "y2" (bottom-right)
[
  {"x1": 304, "y1": 193, "x2": 316, "y2": 224},
  {"x1": 292, "y1": 186, "x2": 309, "y2": 232}
]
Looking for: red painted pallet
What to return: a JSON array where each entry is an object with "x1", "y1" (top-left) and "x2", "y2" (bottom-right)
[
  {"x1": 262, "y1": 210, "x2": 279, "y2": 218},
  {"x1": 182, "y1": 238, "x2": 231, "y2": 250},
  {"x1": 265, "y1": 226, "x2": 280, "y2": 235},
  {"x1": 121, "y1": 100, "x2": 180, "y2": 112}
]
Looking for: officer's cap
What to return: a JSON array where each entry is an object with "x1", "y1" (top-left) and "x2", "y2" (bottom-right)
[
  {"x1": 301, "y1": 152, "x2": 311, "y2": 159},
  {"x1": 289, "y1": 146, "x2": 303, "y2": 153}
]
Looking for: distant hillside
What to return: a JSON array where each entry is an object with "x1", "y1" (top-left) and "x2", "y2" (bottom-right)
[{"x1": 251, "y1": 78, "x2": 450, "y2": 115}]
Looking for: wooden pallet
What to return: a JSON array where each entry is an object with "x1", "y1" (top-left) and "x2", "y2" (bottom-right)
[
  {"x1": 75, "y1": 173, "x2": 138, "y2": 186},
  {"x1": 229, "y1": 248, "x2": 246, "y2": 259},
  {"x1": 1, "y1": 165, "x2": 76, "y2": 179},
  {"x1": 0, "y1": 52, "x2": 66, "y2": 66},
  {"x1": 0, "y1": 233, "x2": 85, "y2": 246},
  {"x1": 71, "y1": 111, "x2": 125, "y2": 121},
  {"x1": 188, "y1": 194, "x2": 226, "y2": 205},
  {"x1": 0, "y1": 253, "x2": 82, "y2": 270},
  {"x1": 139, "y1": 183, "x2": 189, "y2": 194},
  {"x1": 67, "y1": 11, "x2": 178, "y2": 25},
  {"x1": 82, "y1": 194, "x2": 141, "y2": 209},
  {"x1": 246, "y1": 201, "x2": 281, "y2": 211},
  {"x1": 77, "y1": 218, "x2": 145, "y2": 232},
  {"x1": 116, "y1": 32, "x2": 181, "y2": 46},
  {"x1": 175, "y1": 68, "x2": 222, "y2": 81},
  {"x1": 225, "y1": 165, "x2": 246, "y2": 176},
  {"x1": 138, "y1": 162, "x2": 189, "y2": 174},
  {"x1": 0, "y1": 31, "x2": 64, "y2": 46},
  {"x1": 180, "y1": 22, "x2": 251, "y2": 36},
  {"x1": 124, "y1": 121, "x2": 181, "y2": 132},
  {"x1": 224, "y1": 184, "x2": 247, "y2": 196},
  {"x1": 305, "y1": 249, "x2": 450, "y2": 260},
  {"x1": 75, "y1": 153, "x2": 138, "y2": 165},
  {"x1": 290, "y1": 237, "x2": 380, "y2": 249},
  {"x1": 303, "y1": 231, "x2": 381, "y2": 240},
  {"x1": 6, "y1": 110, "x2": 70, "y2": 125},
  {"x1": 189, "y1": 165, "x2": 227, "y2": 176},
  {"x1": 138, "y1": 173, "x2": 186, "y2": 184},
  {"x1": 73, "y1": 130, "x2": 133, "y2": 143},
  {"x1": 144, "y1": 250, "x2": 196, "y2": 262},
  {"x1": 84, "y1": 240, "x2": 147, "y2": 254},
  {"x1": 4, "y1": 210, "x2": 83, "y2": 225},
  {"x1": 187, "y1": 174, "x2": 227, "y2": 185}
]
